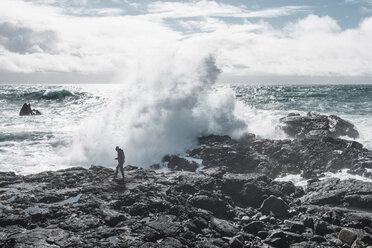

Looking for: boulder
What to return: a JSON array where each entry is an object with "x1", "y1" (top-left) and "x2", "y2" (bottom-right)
[
  {"x1": 210, "y1": 217, "x2": 239, "y2": 237},
  {"x1": 19, "y1": 103, "x2": 41, "y2": 116},
  {"x1": 243, "y1": 221, "x2": 264, "y2": 234},
  {"x1": 260, "y1": 195, "x2": 289, "y2": 217},
  {"x1": 148, "y1": 215, "x2": 181, "y2": 237},
  {"x1": 284, "y1": 220, "x2": 305, "y2": 234},
  {"x1": 278, "y1": 112, "x2": 359, "y2": 139},
  {"x1": 314, "y1": 221, "x2": 331, "y2": 236},
  {"x1": 338, "y1": 228, "x2": 357, "y2": 245},
  {"x1": 266, "y1": 230, "x2": 303, "y2": 248},
  {"x1": 190, "y1": 195, "x2": 232, "y2": 219},
  {"x1": 229, "y1": 235, "x2": 244, "y2": 248},
  {"x1": 163, "y1": 155, "x2": 199, "y2": 172}
]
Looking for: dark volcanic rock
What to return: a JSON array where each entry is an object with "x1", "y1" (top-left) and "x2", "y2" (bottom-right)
[
  {"x1": 278, "y1": 112, "x2": 359, "y2": 139},
  {"x1": 338, "y1": 228, "x2": 357, "y2": 245},
  {"x1": 0, "y1": 163, "x2": 371, "y2": 247},
  {"x1": 187, "y1": 134, "x2": 372, "y2": 179},
  {"x1": 163, "y1": 155, "x2": 199, "y2": 172},
  {"x1": 303, "y1": 178, "x2": 372, "y2": 210},
  {"x1": 260, "y1": 195, "x2": 289, "y2": 217},
  {"x1": 266, "y1": 230, "x2": 303, "y2": 247},
  {"x1": 284, "y1": 220, "x2": 305, "y2": 234},
  {"x1": 210, "y1": 217, "x2": 238, "y2": 237},
  {"x1": 243, "y1": 221, "x2": 264, "y2": 234},
  {"x1": 19, "y1": 103, "x2": 41, "y2": 116},
  {"x1": 314, "y1": 220, "x2": 332, "y2": 235},
  {"x1": 229, "y1": 235, "x2": 244, "y2": 248},
  {"x1": 189, "y1": 194, "x2": 232, "y2": 219}
]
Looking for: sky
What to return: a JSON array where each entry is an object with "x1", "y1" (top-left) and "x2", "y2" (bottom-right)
[{"x1": 0, "y1": 0, "x2": 372, "y2": 84}]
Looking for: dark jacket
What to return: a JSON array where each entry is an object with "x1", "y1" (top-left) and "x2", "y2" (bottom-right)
[{"x1": 117, "y1": 149, "x2": 125, "y2": 164}]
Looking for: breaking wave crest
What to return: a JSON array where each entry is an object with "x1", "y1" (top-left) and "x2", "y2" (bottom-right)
[
  {"x1": 10, "y1": 89, "x2": 76, "y2": 100},
  {"x1": 42, "y1": 90, "x2": 74, "y2": 100}
]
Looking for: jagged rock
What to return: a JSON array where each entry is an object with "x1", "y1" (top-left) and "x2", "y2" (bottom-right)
[
  {"x1": 284, "y1": 220, "x2": 305, "y2": 234},
  {"x1": 260, "y1": 195, "x2": 289, "y2": 217},
  {"x1": 229, "y1": 235, "x2": 244, "y2": 248},
  {"x1": 278, "y1": 112, "x2": 359, "y2": 139},
  {"x1": 243, "y1": 221, "x2": 264, "y2": 234},
  {"x1": 257, "y1": 231, "x2": 269, "y2": 239},
  {"x1": 338, "y1": 228, "x2": 357, "y2": 245},
  {"x1": 304, "y1": 178, "x2": 372, "y2": 210},
  {"x1": 0, "y1": 162, "x2": 371, "y2": 247},
  {"x1": 188, "y1": 134, "x2": 371, "y2": 180},
  {"x1": 189, "y1": 195, "x2": 232, "y2": 219},
  {"x1": 99, "y1": 206, "x2": 126, "y2": 227},
  {"x1": 163, "y1": 155, "x2": 199, "y2": 172},
  {"x1": 147, "y1": 215, "x2": 181, "y2": 237},
  {"x1": 19, "y1": 103, "x2": 41, "y2": 116},
  {"x1": 0, "y1": 172, "x2": 22, "y2": 187},
  {"x1": 266, "y1": 230, "x2": 302, "y2": 247},
  {"x1": 310, "y1": 235, "x2": 327, "y2": 243},
  {"x1": 210, "y1": 217, "x2": 238, "y2": 237},
  {"x1": 314, "y1": 221, "x2": 331, "y2": 235}
]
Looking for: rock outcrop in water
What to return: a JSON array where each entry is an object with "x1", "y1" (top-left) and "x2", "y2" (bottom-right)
[
  {"x1": 183, "y1": 134, "x2": 372, "y2": 179},
  {"x1": 19, "y1": 103, "x2": 41, "y2": 116},
  {"x1": 278, "y1": 112, "x2": 359, "y2": 139},
  {"x1": 0, "y1": 166, "x2": 371, "y2": 247}
]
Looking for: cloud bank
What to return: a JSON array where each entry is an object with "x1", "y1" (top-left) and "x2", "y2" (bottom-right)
[{"x1": 0, "y1": 0, "x2": 372, "y2": 83}]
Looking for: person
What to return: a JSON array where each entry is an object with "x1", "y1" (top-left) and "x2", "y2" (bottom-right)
[{"x1": 114, "y1": 146, "x2": 125, "y2": 184}]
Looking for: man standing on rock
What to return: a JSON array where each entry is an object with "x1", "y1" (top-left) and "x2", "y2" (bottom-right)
[{"x1": 114, "y1": 146, "x2": 125, "y2": 184}]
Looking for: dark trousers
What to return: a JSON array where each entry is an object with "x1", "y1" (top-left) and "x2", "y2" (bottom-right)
[{"x1": 114, "y1": 163, "x2": 125, "y2": 183}]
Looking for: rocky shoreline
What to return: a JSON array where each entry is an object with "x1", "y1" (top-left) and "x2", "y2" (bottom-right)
[
  {"x1": 1, "y1": 114, "x2": 372, "y2": 247},
  {"x1": 0, "y1": 164, "x2": 371, "y2": 247}
]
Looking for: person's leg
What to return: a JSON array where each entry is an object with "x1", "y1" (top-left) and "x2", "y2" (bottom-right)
[
  {"x1": 114, "y1": 164, "x2": 119, "y2": 178},
  {"x1": 120, "y1": 164, "x2": 125, "y2": 183}
]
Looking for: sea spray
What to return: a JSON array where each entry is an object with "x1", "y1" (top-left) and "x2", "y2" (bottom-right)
[
  {"x1": 65, "y1": 55, "x2": 246, "y2": 168},
  {"x1": 2, "y1": 84, "x2": 371, "y2": 174}
]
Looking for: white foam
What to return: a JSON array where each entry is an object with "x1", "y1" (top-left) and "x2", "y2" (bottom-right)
[
  {"x1": 320, "y1": 169, "x2": 372, "y2": 182},
  {"x1": 274, "y1": 168, "x2": 372, "y2": 189},
  {"x1": 274, "y1": 173, "x2": 308, "y2": 188},
  {"x1": 354, "y1": 116, "x2": 372, "y2": 150},
  {"x1": 153, "y1": 163, "x2": 172, "y2": 174}
]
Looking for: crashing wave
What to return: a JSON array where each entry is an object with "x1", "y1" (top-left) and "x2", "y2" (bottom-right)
[
  {"x1": 42, "y1": 90, "x2": 74, "y2": 100},
  {"x1": 66, "y1": 56, "x2": 247, "y2": 167}
]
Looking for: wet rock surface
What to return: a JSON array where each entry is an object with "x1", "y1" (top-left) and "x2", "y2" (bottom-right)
[
  {"x1": 1, "y1": 165, "x2": 371, "y2": 247},
  {"x1": 278, "y1": 112, "x2": 359, "y2": 139},
  {"x1": 304, "y1": 178, "x2": 372, "y2": 210},
  {"x1": 185, "y1": 134, "x2": 372, "y2": 179},
  {"x1": 19, "y1": 103, "x2": 41, "y2": 116}
]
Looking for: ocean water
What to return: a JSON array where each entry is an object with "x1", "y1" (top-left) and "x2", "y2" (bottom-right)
[
  {"x1": 0, "y1": 84, "x2": 116, "y2": 174},
  {"x1": 0, "y1": 84, "x2": 371, "y2": 174}
]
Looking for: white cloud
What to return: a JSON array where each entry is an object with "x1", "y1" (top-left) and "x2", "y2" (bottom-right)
[
  {"x1": 0, "y1": 0, "x2": 181, "y2": 75},
  {"x1": 0, "y1": 0, "x2": 372, "y2": 82},
  {"x1": 211, "y1": 16, "x2": 372, "y2": 77}
]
